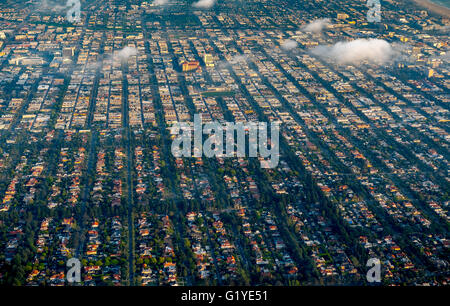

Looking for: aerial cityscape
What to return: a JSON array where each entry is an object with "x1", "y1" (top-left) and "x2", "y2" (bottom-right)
[{"x1": 0, "y1": 0, "x2": 448, "y2": 287}]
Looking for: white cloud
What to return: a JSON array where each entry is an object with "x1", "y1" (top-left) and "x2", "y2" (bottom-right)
[
  {"x1": 152, "y1": 0, "x2": 170, "y2": 6},
  {"x1": 229, "y1": 55, "x2": 249, "y2": 63},
  {"x1": 116, "y1": 46, "x2": 138, "y2": 62},
  {"x1": 281, "y1": 39, "x2": 298, "y2": 51},
  {"x1": 217, "y1": 54, "x2": 251, "y2": 69},
  {"x1": 310, "y1": 39, "x2": 395, "y2": 65},
  {"x1": 192, "y1": 0, "x2": 216, "y2": 9},
  {"x1": 37, "y1": 0, "x2": 67, "y2": 12},
  {"x1": 302, "y1": 18, "x2": 331, "y2": 34}
]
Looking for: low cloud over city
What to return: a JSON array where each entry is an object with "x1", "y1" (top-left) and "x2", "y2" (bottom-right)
[
  {"x1": 192, "y1": 0, "x2": 216, "y2": 9},
  {"x1": 310, "y1": 38, "x2": 396, "y2": 65},
  {"x1": 302, "y1": 18, "x2": 331, "y2": 34},
  {"x1": 280, "y1": 39, "x2": 298, "y2": 51},
  {"x1": 116, "y1": 46, "x2": 138, "y2": 62}
]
